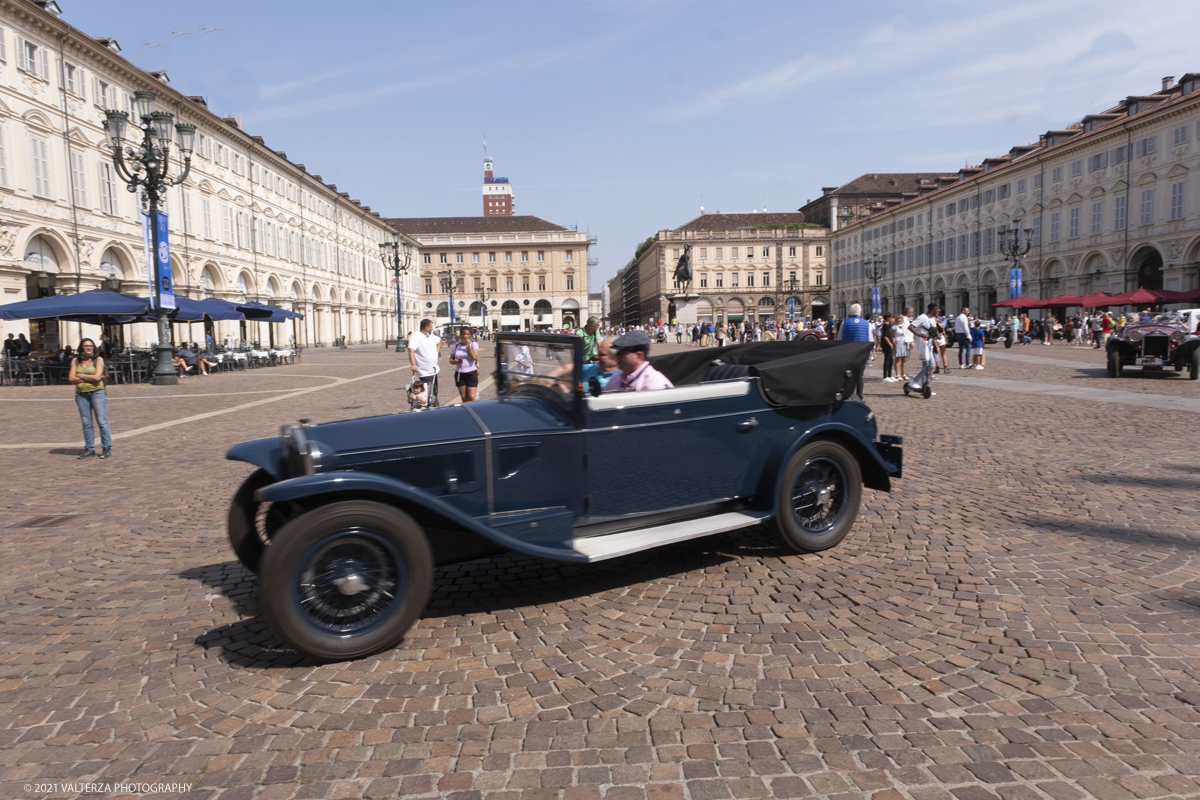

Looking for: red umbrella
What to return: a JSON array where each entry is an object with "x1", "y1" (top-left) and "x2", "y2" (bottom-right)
[
  {"x1": 1105, "y1": 287, "x2": 1163, "y2": 306},
  {"x1": 1155, "y1": 288, "x2": 1200, "y2": 303},
  {"x1": 1041, "y1": 294, "x2": 1086, "y2": 308},
  {"x1": 993, "y1": 295, "x2": 1045, "y2": 308},
  {"x1": 1076, "y1": 291, "x2": 1118, "y2": 307}
]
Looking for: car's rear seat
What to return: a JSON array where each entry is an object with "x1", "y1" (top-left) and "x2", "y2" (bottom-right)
[{"x1": 703, "y1": 363, "x2": 752, "y2": 382}]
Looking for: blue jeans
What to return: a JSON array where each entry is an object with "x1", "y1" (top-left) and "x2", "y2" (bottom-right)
[{"x1": 75, "y1": 389, "x2": 112, "y2": 451}]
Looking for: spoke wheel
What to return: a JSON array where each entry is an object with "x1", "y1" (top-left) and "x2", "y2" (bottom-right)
[
  {"x1": 260, "y1": 501, "x2": 432, "y2": 662},
  {"x1": 770, "y1": 440, "x2": 862, "y2": 554}
]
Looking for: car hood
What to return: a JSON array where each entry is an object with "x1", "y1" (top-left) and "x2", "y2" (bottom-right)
[
  {"x1": 1125, "y1": 324, "x2": 1184, "y2": 336},
  {"x1": 305, "y1": 394, "x2": 574, "y2": 456}
]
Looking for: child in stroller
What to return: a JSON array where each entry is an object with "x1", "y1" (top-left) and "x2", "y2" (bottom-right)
[{"x1": 407, "y1": 376, "x2": 429, "y2": 411}]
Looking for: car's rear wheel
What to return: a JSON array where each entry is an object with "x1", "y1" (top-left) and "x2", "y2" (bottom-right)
[
  {"x1": 770, "y1": 440, "x2": 862, "y2": 554},
  {"x1": 1108, "y1": 351, "x2": 1123, "y2": 378},
  {"x1": 228, "y1": 469, "x2": 273, "y2": 573},
  {"x1": 1190, "y1": 349, "x2": 1199, "y2": 381},
  {"x1": 259, "y1": 501, "x2": 432, "y2": 662}
]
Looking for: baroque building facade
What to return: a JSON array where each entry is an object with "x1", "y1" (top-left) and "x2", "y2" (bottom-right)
[
  {"x1": 0, "y1": 0, "x2": 420, "y2": 351},
  {"x1": 830, "y1": 73, "x2": 1200, "y2": 318},
  {"x1": 629, "y1": 213, "x2": 831, "y2": 325},
  {"x1": 387, "y1": 215, "x2": 592, "y2": 332}
]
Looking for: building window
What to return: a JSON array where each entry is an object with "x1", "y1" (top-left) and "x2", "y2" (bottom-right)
[
  {"x1": 731, "y1": 247, "x2": 738, "y2": 259},
  {"x1": 1017, "y1": 178, "x2": 1027, "y2": 194},
  {"x1": 472, "y1": 252, "x2": 480, "y2": 263},
  {"x1": 488, "y1": 252, "x2": 496, "y2": 262},
  {"x1": 699, "y1": 275, "x2": 707, "y2": 288},
  {"x1": 1051, "y1": 166, "x2": 1063, "y2": 183},
  {"x1": 1140, "y1": 189, "x2": 1154, "y2": 225},
  {"x1": 17, "y1": 36, "x2": 49, "y2": 80},
  {"x1": 984, "y1": 228, "x2": 994, "y2": 255},
  {"x1": 947, "y1": 237, "x2": 956, "y2": 261},
  {"x1": 715, "y1": 248, "x2": 722, "y2": 259},
  {"x1": 971, "y1": 231, "x2": 979, "y2": 257},
  {"x1": 537, "y1": 250, "x2": 545, "y2": 262},
  {"x1": 815, "y1": 246, "x2": 823, "y2": 257},
  {"x1": 565, "y1": 250, "x2": 573, "y2": 261},
  {"x1": 522, "y1": 277, "x2": 529, "y2": 291},
  {"x1": 181, "y1": 191, "x2": 193, "y2": 235},
  {"x1": 29, "y1": 136, "x2": 51, "y2": 198},
  {"x1": 1088, "y1": 152, "x2": 1108, "y2": 172},
  {"x1": 1070, "y1": 160, "x2": 1083, "y2": 177},
  {"x1": 423, "y1": 254, "x2": 431, "y2": 264},
  {"x1": 984, "y1": 188, "x2": 995, "y2": 204},
  {"x1": 1050, "y1": 211, "x2": 1061, "y2": 242},
  {"x1": 439, "y1": 253, "x2": 448, "y2": 264},
  {"x1": 788, "y1": 246, "x2": 796, "y2": 257},
  {"x1": 762, "y1": 272, "x2": 770, "y2": 286},
  {"x1": 716, "y1": 274, "x2": 723, "y2": 287},
  {"x1": 1176, "y1": 125, "x2": 1190, "y2": 146},
  {"x1": 489, "y1": 277, "x2": 497, "y2": 291},
  {"x1": 1068, "y1": 207, "x2": 1080, "y2": 239},
  {"x1": 747, "y1": 274, "x2": 754, "y2": 287},
  {"x1": 816, "y1": 273, "x2": 824, "y2": 286},
  {"x1": 505, "y1": 252, "x2": 512, "y2": 262},
  {"x1": 521, "y1": 251, "x2": 529, "y2": 262},
  {"x1": 789, "y1": 271, "x2": 796, "y2": 282},
  {"x1": 456, "y1": 252, "x2": 463, "y2": 263},
  {"x1": 958, "y1": 199, "x2": 969, "y2": 213},
  {"x1": 1170, "y1": 182, "x2": 1185, "y2": 220},
  {"x1": 998, "y1": 184, "x2": 1010, "y2": 199},
  {"x1": 1033, "y1": 173, "x2": 1042, "y2": 189},
  {"x1": 762, "y1": 247, "x2": 769, "y2": 257},
  {"x1": 1112, "y1": 145, "x2": 1129, "y2": 164},
  {"x1": 1136, "y1": 136, "x2": 1157, "y2": 158},
  {"x1": 200, "y1": 196, "x2": 212, "y2": 237},
  {"x1": 425, "y1": 281, "x2": 432, "y2": 294},
  {"x1": 731, "y1": 273, "x2": 739, "y2": 287},
  {"x1": 672, "y1": 249, "x2": 679, "y2": 259},
  {"x1": 506, "y1": 278, "x2": 513, "y2": 291},
  {"x1": 69, "y1": 151, "x2": 88, "y2": 207},
  {"x1": 1091, "y1": 201, "x2": 1103, "y2": 234},
  {"x1": 538, "y1": 276, "x2": 545, "y2": 291},
  {"x1": 98, "y1": 162, "x2": 118, "y2": 215},
  {"x1": 566, "y1": 276, "x2": 574, "y2": 290}
]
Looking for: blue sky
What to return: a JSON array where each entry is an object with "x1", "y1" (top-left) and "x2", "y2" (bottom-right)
[{"x1": 65, "y1": 0, "x2": 1199, "y2": 291}]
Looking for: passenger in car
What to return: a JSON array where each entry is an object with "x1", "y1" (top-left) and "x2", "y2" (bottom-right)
[
  {"x1": 582, "y1": 338, "x2": 620, "y2": 390},
  {"x1": 603, "y1": 331, "x2": 674, "y2": 392}
]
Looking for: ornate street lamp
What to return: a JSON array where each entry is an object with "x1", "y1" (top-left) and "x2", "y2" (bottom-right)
[
  {"x1": 997, "y1": 219, "x2": 1034, "y2": 346},
  {"x1": 102, "y1": 275, "x2": 123, "y2": 294},
  {"x1": 438, "y1": 269, "x2": 464, "y2": 332},
  {"x1": 102, "y1": 89, "x2": 195, "y2": 385},
  {"x1": 476, "y1": 284, "x2": 493, "y2": 330},
  {"x1": 784, "y1": 274, "x2": 801, "y2": 325},
  {"x1": 864, "y1": 254, "x2": 886, "y2": 316},
  {"x1": 378, "y1": 233, "x2": 413, "y2": 352}
]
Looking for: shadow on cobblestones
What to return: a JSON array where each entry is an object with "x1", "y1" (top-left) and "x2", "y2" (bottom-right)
[{"x1": 1023, "y1": 515, "x2": 1200, "y2": 551}]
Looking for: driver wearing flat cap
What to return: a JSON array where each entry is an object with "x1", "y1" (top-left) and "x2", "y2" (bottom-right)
[{"x1": 603, "y1": 331, "x2": 674, "y2": 392}]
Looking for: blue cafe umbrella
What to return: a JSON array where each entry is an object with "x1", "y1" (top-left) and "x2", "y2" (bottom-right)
[
  {"x1": 133, "y1": 296, "x2": 261, "y2": 322},
  {"x1": 236, "y1": 300, "x2": 304, "y2": 322},
  {"x1": 0, "y1": 288, "x2": 150, "y2": 321}
]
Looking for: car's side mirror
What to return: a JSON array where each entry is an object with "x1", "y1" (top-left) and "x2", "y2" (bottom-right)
[{"x1": 588, "y1": 376, "x2": 602, "y2": 397}]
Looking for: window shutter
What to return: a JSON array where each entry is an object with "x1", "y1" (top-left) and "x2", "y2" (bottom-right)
[
  {"x1": 15, "y1": 36, "x2": 26, "y2": 71},
  {"x1": 37, "y1": 45, "x2": 48, "y2": 80},
  {"x1": 98, "y1": 163, "x2": 112, "y2": 214},
  {"x1": 0, "y1": 26, "x2": 7, "y2": 62},
  {"x1": 0, "y1": 124, "x2": 7, "y2": 188}
]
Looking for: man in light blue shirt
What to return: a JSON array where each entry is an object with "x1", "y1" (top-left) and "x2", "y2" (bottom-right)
[{"x1": 582, "y1": 338, "x2": 619, "y2": 390}]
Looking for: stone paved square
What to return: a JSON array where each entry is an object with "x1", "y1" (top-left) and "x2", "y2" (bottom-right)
[{"x1": 2, "y1": 343, "x2": 1200, "y2": 800}]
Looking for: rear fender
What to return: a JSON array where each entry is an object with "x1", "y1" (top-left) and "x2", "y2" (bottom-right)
[
  {"x1": 256, "y1": 472, "x2": 588, "y2": 564},
  {"x1": 750, "y1": 423, "x2": 895, "y2": 514}
]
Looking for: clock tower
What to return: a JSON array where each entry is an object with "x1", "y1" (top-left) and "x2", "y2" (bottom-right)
[{"x1": 482, "y1": 157, "x2": 514, "y2": 216}]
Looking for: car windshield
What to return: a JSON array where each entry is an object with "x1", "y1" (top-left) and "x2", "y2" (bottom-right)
[
  {"x1": 1132, "y1": 313, "x2": 1183, "y2": 327},
  {"x1": 498, "y1": 339, "x2": 577, "y2": 400}
]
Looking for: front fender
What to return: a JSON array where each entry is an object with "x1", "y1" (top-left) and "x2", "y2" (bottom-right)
[
  {"x1": 226, "y1": 437, "x2": 284, "y2": 480},
  {"x1": 255, "y1": 471, "x2": 590, "y2": 564},
  {"x1": 749, "y1": 422, "x2": 897, "y2": 514}
]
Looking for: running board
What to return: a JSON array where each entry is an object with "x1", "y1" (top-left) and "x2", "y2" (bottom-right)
[{"x1": 571, "y1": 511, "x2": 767, "y2": 562}]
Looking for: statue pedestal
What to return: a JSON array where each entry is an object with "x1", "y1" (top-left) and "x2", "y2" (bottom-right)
[{"x1": 672, "y1": 294, "x2": 701, "y2": 324}]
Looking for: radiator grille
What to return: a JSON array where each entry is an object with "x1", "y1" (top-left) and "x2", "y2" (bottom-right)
[{"x1": 1142, "y1": 335, "x2": 1170, "y2": 358}]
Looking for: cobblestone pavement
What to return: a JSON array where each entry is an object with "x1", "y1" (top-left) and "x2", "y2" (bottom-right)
[{"x1": 3, "y1": 341, "x2": 1200, "y2": 800}]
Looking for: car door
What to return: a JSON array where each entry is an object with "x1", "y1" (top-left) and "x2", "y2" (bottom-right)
[{"x1": 581, "y1": 381, "x2": 768, "y2": 525}]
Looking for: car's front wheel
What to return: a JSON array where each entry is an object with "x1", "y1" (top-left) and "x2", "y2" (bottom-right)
[
  {"x1": 259, "y1": 501, "x2": 433, "y2": 662},
  {"x1": 770, "y1": 440, "x2": 862, "y2": 554},
  {"x1": 1108, "y1": 351, "x2": 1123, "y2": 378},
  {"x1": 228, "y1": 469, "x2": 273, "y2": 573}
]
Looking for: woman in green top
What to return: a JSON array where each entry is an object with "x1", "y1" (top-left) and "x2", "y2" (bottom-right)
[{"x1": 69, "y1": 338, "x2": 112, "y2": 459}]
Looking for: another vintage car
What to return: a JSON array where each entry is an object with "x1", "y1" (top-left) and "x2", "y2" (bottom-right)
[
  {"x1": 224, "y1": 334, "x2": 902, "y2": 661},
  {"x1": 1106, "y1": 312, "x2": 1200, "y2": 379}
]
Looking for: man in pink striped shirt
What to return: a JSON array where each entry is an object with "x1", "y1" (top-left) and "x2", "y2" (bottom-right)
[{"x1": 603, "y1": 331, "x2": 674, "y2": 393}]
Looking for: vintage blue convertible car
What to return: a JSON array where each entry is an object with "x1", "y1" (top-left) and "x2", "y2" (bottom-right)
[{"x1": 225, "y1": 333, "x2": 902, "y2": 661}]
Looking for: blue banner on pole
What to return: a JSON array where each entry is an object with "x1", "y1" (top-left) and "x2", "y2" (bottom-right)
[
  {"x1": 449, "y1": 297, "x2": 456, "y2": 324},
  {"x1": 141, "y1": 213, "x2": 154, "y2": 300},
  {"x1": 155, "y1": 211, "x2": 175, "y2": 311},
  {"x1": 871, "y1": 286, "x2": 881, "y2": 315},
  {"x1": 787, "y1": 296, "x2": 795, "y2": 319}
]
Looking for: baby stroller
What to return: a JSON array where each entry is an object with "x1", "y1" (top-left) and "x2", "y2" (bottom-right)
[
  {"x1": 655, "y1": 329, "x2": 667, "y2": 344},
  {"x1": 406, "y1": 375, "x2": 431, "y2": 412}
]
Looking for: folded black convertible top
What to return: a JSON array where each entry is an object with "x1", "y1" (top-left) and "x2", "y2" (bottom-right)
[{"x1": 650, "y1": 339, "x2": 873, "y2": 406}]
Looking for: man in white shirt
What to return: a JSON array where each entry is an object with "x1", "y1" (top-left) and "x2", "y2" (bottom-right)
[
  {"x1": 407, "y1": 318, "x2": 443, "y2": 407},
  {"x1": 953, "y1": 307, "x2": 972, "y2": 369},
  {"x1": 906, "y1": 303, "x2": 939, "y2": 396}
]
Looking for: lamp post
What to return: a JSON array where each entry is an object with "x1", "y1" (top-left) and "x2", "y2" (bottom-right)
[
  {"x1": 998, "y1": 219, "x2": 1033, "y2": 347},
  {"x1": 102, "y1": 275, "x2": 123, "y2": 294},
  {"x1": 476, "y1": 285, "x2": 493, "y2": 331},
  {"x1": 103, "y1": 89, "x2": 196, "y2": 385},
  {"x1": 864, "y1": 254, "x2": 886, "y2": 316},
  {"x1": 784, "y1": 275, "x2": 801, "y2": 330},
  {"x1": 438, "y1": 269, "x2": 464, "y2": 335},
  {"x1": 378, "y1": 233, "x2": 413, "y2": 352}
]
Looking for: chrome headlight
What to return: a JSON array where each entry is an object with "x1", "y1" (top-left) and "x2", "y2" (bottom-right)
[
  {"x1": 1170, "y1": 330, "x2": 1186, "y2": 342},
  {"x1": 1127, "y1": 330, "x2": 1143, "y2": 343}
]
